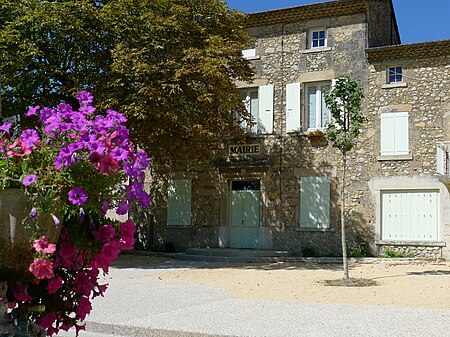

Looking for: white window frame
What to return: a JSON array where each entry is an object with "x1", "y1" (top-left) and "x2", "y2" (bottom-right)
[
  {"x1": 309, "y1": 29, "x2": 327, "y2": 49},
  {"x1": 304, "y1": 82, "x2": 331, "y2": 131},
  {"x1": 387, "y1": 66, "x2": 403, "y2": 83},
  {"x1": 167, "y1": 179, "x2": 192, "y2": 227}
]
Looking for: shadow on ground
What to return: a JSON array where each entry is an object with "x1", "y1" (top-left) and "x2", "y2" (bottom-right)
[{"x1": 112, "y1": 253, "x2": 343, "y2": 272}]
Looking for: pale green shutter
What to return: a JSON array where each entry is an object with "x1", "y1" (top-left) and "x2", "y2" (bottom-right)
[
  {"x1": 167, "y1": 179, "x2": 192, "y2": 226},
  {"x1": 300, "y1": 176, "x2": 330, "y2": 228},
  {"x1": 286, "y1": 83, "x2": 301, "y2": 132},
  {"x1": 394, "y1": 112, "x2": 409, "y2": 155},
  {"x1": 258, "y1": 84, "x2": 274, "y2": 133},
  {"x1": 380, "y1": 113, "x2": 395, "y2": 156}
]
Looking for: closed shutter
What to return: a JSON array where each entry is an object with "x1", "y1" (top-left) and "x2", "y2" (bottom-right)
[
  {"x1": 258, "y1": 84, "x2": 274, "y2": 134},
  {"x1": 300, "y1": 176, "x2": 330, "y2": 228},
  {"x1": 286, "y1": 83, "x2": 301, "y2": 132},
  {"x1": 394, "y1": 112, "x2": 409, "y2": 155},
  {"x1": 167, "y1": 179, "x2": 192, "y2": 226},
  {"x1": 380, "y1": 113, "x2": 395, "y2": 156},
  {"x1": 381, "y1": 112, "x2": 409, "y2": 156},
  {"x1": 436, "y1": 145, "x2": 446, "y2": 175},
  {"x1": 381, "y1": 191, "x2": 439, "y2": 241}
]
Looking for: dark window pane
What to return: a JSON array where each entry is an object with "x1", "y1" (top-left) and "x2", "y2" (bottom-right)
[
  {"x1": 319, "y1": 31, "x2": 325, "y2": 39},
  {"x1": 313, "y1": 31, "x2": 319, "y2": 39},
  {"x1": 232, "y1": 181, "x2": 261, "y2": 191},
  {"x1": 313, "y1": 40, "x2": 318, "y2": 47}
]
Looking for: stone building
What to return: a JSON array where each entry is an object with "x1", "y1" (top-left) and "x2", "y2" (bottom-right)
[{"x1": 141, "y1": 0, "x2": 450, "y2": 258}]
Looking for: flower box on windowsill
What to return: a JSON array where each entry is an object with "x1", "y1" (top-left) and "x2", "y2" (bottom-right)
[{"x1": 307, "y1": 130, "x2": 327, "y2": 144}]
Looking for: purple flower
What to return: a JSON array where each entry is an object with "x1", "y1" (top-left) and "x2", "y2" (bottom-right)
[
  {"x1": 110, "y1": 147, "x2": 129, "y2": 161},
  {"x1": 56, "y1": 103, "x2": 72, "y2": 117},
  {"x1": 59, "y1": 146, "x2": 73, "y2": 158},
  {"x1": 79, "y1": 104, "x2": 96, "y2": 115},
  {"x1": 101, "y1": 200, "x2": 110, "y2": 214},
  {"x1": 138, "y1": 191, "x2": 151, "y2": 208},
  {"x1": 54, "y1": 155, "x2": 67, "y2": 170},
  {"x1": 26, "y1": 105, "x2": 40, "y2": 117},
  {"x1": 116, "y1": 200, "x2": 130, "y2": 215},
  {"x1": 135, "y1": 150, "x2": 150, "y2": 170},
  {"x1": 76, "y1": 91, "x2": 94, "y2": 105},
  {"x1": 106, "y1": 109, "x2": 127, "y2": 124},
  {"x1": 79, "y1": 208, "x2": 85, "y2": 218},
  {"x1": 22, "y1": 174, "x2": 37, "y2": 186},
  {"x1": 20, "y1": 129, "x2": 40, "y2": 149},
  {"x1": 68, "y1": 187, "x2": 88, "y2": 206},
  {"x1": 39, "y1": 107, "x2": 56, "y2": 123},
  {"x1": 51, "y1": 214, "x2": 60, "y2": 228},
  {"x1": 30, "y1": 208, "x2": 38, "y2": 219},
  {"x1": 87, "y1": 140, "x2": 105, "y2": 154},
  {"x1": 68, "y1": 142, "x2": 84, "y2": 153}
]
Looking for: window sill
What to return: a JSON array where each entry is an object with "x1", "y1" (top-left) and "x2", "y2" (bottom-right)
[
  {"x1": 302, "y1": 47, "x2": 332, "y2": 54},
  {"x1": 378, "y1": 154, "x2": 413, "y2": 161},
  {"x1": 244, "y1": 55, "x2": 261, "y2": 60},
  {"x1": 382, "y1": 82, "x2": 407, "y2": 89},
  {"x1": 296, "y1": 227, "x2": 335, "y2": 232},
  {"x1": 377, "y1": 240, "x2": 446, "y2": 247}
]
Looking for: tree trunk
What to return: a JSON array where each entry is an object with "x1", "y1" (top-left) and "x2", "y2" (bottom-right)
[{"x1": 341, "y1": 151, "x2": 349, "y2": 279}]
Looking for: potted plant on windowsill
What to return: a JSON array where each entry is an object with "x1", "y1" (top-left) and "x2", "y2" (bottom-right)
[
  {"x1": 307, "y1": 129, "x2": 327, "y2": 143},
  {"x1": 0, "y1": 92, "x2": 151, "y2": 336}
]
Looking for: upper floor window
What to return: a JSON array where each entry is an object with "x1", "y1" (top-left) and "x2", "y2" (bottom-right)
[
  {"x1": 380, "y1": 112, "x2": 409, "y2": 156},
  {"x1": 239, "y1": 85, "x2": 273, "y2": 134},
  {"x1": 242, "y1": 48, "x2": 257, "y2": 59},
  {"x1": 305, "y1": 82, "x2": 330, "y2": 130},
  {"x1": 310, "y1": 29, "x2": 327, "y2": 48},
  {"x1": 388, "y1": 66, "x2": 403, "y2": 83}
]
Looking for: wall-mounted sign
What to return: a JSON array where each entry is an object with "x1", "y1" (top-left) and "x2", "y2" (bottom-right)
[{"x1": 229, "y1": 144, "x2": 261, "y2": 156}]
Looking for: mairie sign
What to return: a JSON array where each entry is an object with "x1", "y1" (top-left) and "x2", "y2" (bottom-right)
[{"x1": 229, "y1": 143, "x2": 260, "y2": 156}]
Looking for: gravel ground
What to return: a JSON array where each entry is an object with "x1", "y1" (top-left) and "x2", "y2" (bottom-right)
[{"x1": 56, "y1": 255, "x2": 450, "y2": 337}]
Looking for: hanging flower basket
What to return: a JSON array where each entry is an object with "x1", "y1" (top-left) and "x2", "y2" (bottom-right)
[{"x1": 307, "y1": 130, "x2": 327, "y2": 144}]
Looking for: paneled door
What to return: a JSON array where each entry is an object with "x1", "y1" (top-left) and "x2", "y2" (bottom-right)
[{"x1": 230, "y1": 181, "x2": 261, "y2": 249}]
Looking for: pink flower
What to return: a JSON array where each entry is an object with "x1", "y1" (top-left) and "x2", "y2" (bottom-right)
[
  {"x1": 95, "y1": 224, "x2": 116, "y2": 242},
  {"x1": 29, "y1": 258, "x2": 54, "y2": 280},
  {"x1": 47, "y1": 276, "x2": 63, "y2": 294},
  {"x1": 33, "y1": 236, "x2": 56, "y2": 254},
  {"x1": 39, "y1": 312, "x2": 57, "y2": 329},
  {"x1": 76, "y1": 272, "x2": 94, "y2": 296},
  {"x1": 11, "y1": 283, "x2": 31, "y2": 302},
  {"x1": 120, "y1": 220, "x2": 136, "y2": 239},
  {"x1": 98, "y1": 154, "x2": 119, "y2": 175},
  {"x1": 93, "y1": 240, "x2": 120, "y2": 272},
  {"x1": 76, "y1": 296, "x2": 92, "y2": 321}
]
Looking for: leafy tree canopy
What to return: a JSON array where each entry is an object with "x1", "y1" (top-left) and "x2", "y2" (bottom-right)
[{"x1": 0, "y1": 0, "x2": 253, "y2": 166}]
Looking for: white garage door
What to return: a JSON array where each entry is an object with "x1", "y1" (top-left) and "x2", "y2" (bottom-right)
[{"x1": 381, "y1": 190, "x2": 439, "y2": 241}]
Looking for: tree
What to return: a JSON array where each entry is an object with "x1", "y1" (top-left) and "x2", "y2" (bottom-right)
[
  {"x1": 324, "y1": 76, "x2": 365, "y2": 279},
  {"x1": 0, "y1": 0, "x2": 253, "y2": 166}
]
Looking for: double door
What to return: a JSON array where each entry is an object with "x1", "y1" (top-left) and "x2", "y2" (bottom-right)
[{"x1": 230, "y1": 181, "x2": 260, "y2": 249}]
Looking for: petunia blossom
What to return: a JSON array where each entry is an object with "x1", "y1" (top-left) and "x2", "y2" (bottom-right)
[
  {"x1": 68, "y1": 187, "x2": 88, "y2": 206},
  {"x1": 47, "y1": 276, "x2": 63, "y2": 294},
  {"x1": 29, "y1": 258, "x2": 54, "y2": 280},
  {"x1": 76, "y1": 91, "x2": 94, "y2": 105},
  {"x1": 22, "y1": 174, "x2": 37, "y2": 186},
  {"x1": 26, "y1": 105, "x2": 40, "y2": 117},
  {"x1": 33, "y1": 236, "x2": 56, "y2": 254},
  {"x1": 98, "y1": 154, "x2": 119, "y2": 175}
]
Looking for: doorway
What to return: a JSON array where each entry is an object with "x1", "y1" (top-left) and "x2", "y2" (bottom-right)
[{"x1": 229, "y1": 181, "x2": 261, "y2": 249}]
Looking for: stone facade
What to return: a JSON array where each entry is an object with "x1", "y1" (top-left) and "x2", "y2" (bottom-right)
[{"x1": 138, "y1": 0, "x2": 450, "y2": 258}]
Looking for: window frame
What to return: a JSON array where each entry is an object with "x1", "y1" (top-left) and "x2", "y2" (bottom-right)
[
  {"x1": 304, "y1": 81, "x2": 331, "y2": 131},
  {"x1": 387, "y1": 66, "x2": 403, "y2": 84},
  {"x1": 309, "y1": 29, "x2": 327, "y2": 49},
  {"x1": 239, "y1": 88, "x2": 259, "y2": 133}
]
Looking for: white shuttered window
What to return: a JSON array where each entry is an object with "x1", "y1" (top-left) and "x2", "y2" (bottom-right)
[
  {"x1": 380, "y1": 112, "x2": 409, "y2": 156},
  {"x1": 167, "y1": 179, "x2": 192, "y2": 226},
  {"x1": 300, "y1": 176, "x2": 330, "y2": 228},
  {"x1": 381, "y1": 190, "x2": 439, "y2": 241},
  {"x1": 239, "y1": 85, "x2": 273, "y2": 134},
  {"x1": 286, "y1": 82, "x2": 301, "y2": 132}
]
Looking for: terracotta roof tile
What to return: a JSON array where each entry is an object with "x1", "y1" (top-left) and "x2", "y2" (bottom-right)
[{"x1": 366, "y1": 40, "x2": 450, "y2": 62}]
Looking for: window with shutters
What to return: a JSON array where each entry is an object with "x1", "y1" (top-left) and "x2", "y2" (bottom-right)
[
  {"x1": 167, "y1": 179, "x2": 192, "y2": 226},
  {"x1": 300, "y1": 176, "x2": 330, "y2": 228},
  {"x1": 305, "y1": 82, "x2": 331, "y2": 130},
  {"x1": 239, "y1": 85, "x2": 274, "y2": 134},
  {"x1": 380, "y1": 112, "x2": 409, "y2": 156}
]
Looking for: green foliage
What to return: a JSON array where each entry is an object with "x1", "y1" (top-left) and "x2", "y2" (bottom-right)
[
  {"x1": 0, "y1": 0, "x2": 253, "y2": 166},
  {"x1": 383, "y1": 248, "x2": 414, "y2": 258},
  {"x1": 324, "y1": 77, "x2": 366, "y2": 153}
]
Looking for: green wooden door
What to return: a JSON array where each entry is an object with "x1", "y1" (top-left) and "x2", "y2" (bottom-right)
[{"x1": 230, "y1": 181, "x2": 260, "y2": 249}]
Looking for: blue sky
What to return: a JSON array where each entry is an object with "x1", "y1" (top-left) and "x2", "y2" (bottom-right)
[{"x1": 224, "y1": 0, "x2": 450, "y2": 44}]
